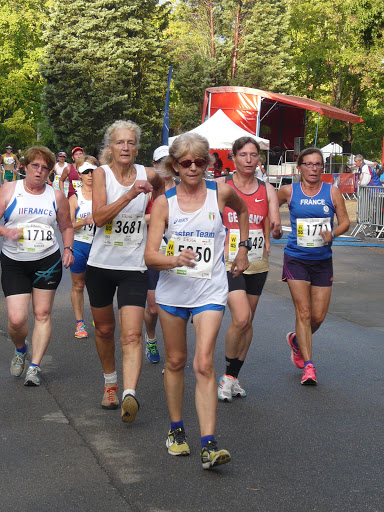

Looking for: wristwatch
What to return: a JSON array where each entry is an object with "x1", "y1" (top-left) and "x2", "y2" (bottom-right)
[
  {"x1": 238, "y1": 239, "x2": 252, "y2": 250},
  {"x1": 64, "y1": 246, "x2": 74, "y2": 253}
]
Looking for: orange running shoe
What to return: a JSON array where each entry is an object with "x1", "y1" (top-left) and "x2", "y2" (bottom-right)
[{"x1": 75, "y1": 321, "x2": 88, "y2": 339}]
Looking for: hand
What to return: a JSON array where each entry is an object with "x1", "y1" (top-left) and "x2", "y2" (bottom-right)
[
  {"x1": 230, "y1": 247, "x2": 249, "y2": 277},
  {"x1": 85, "y1": 215, "x2": 94, "y2": 225},
  {"x1": 62, "y1": 248, "x2": 75, "y2": 269},
  {"x1": 320, "y1": 230, "x2": 333, "y2": 243},
  {"x1": 130, "y1": 180, "x2": 153, "y2": 199},
  {"x1": 5, "y1": 228, "x2": 23, "y2": 241},
  {"x1": 270, "y1": 220, "x2": 283, "y2": 239},
  {"x1": 175, "y1": 249, "x2": 196, "y2": 268},
  {"x1": 265, "y1": 240, "x2": 271, "y2": 255}
]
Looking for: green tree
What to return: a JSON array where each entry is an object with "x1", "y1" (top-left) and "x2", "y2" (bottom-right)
[
  {"x1": 41, "y1": 0, "x2": 170, "y2": 158},
  {"x1": 0, "y1": 0, "x2": 46, "y2": 149}
]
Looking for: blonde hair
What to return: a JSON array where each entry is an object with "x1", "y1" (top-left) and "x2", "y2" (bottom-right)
[
  {"x1": 162, "y1": 133, "x2": 213, "y2": 178},
  {"x1": 99, "y1": 120, "x2": 141, "y2": 165}
]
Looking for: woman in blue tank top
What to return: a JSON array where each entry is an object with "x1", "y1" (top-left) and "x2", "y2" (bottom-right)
[{"x1": 278, "y1": 148, "x2": 350, "y2": 386}]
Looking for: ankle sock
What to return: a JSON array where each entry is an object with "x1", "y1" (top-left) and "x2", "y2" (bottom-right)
[
  {"x1": 76, "y1": 319, "x2": 84, "y2": 324},
  {"x1": 104, "y1": 371, "x2": 117, "y2": 385},
  {"x1": 304, "y1": 360, "x2": 313, "y2": 367},
  {"x1": 122, "y1": 388, "x2": 136, "y2": 400},
  {"x1": 170, "y1": 420, "x2": 184, "y2": 431},
  {"x1": 225, "y1": 357, "x2": 243, "y2": 378},
  {"x1": 16, "y1": 344, "x2": 27, "y2": 355},
  {"x1": 29, "y1": 363, "x2": 39, "y2": 369},
  {"x1": 201, "y1": 435, "x2": 215, "y2": 448},
  {"x1": 292, "y1": 334, "x2": 299, "y2": 348},
  {"x1": 146, "y1": 336, "x2": 156, "y2": 344}
]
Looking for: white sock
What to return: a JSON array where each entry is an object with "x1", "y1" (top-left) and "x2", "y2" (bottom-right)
[
  {"x1": 104, "y1": 371, "x2": 117, "y2": 385},
  {"x1": 146, "y1": 333, "x2": 156, "y2": 343},
  {"x1": 122, "y1": 388, "x2": 136, "y2": 400}
]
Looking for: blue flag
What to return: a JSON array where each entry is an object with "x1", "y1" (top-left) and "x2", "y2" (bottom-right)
[{"x1": 162, "y1": 66, "x2": 173, "y2": 145}]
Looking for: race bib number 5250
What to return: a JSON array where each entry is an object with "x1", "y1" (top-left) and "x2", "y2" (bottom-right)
[{"x1": 165, "y1": 235, "x2": 214, "y2": 279}]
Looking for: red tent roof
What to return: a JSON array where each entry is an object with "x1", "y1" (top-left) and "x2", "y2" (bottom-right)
[{"x1": 205, "y1": 87, "x2": 364, "y2": 124}]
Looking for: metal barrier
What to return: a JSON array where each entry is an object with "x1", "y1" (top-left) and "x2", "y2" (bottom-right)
[{"x1": 350, "y1": 185, "x2": 384, "y2": 238}]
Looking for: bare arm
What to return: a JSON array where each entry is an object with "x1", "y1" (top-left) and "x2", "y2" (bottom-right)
[
  {"x1": 218, "y1": 182, "x2": 250, "y2": 277},
  {"x1": 146, "y1": 167, "x2": 165, "y2": 201},
  {"x1": 92, "y1": 167, "x2": 153, "y2": 227},
  {"x1": 144, "y1": 195, "x2": 196, "y2": 270},
  {"x1": 277, "y1": 184, "x2": 292, "y2": 206},
  {"x1": 0, "y1": 182, "x2": 22, "y2": 240},
  {"x1": 265, "y1": 182, "x2": 282, "y2": 238},
  {"x1": 54, "y1": 190, "x2": 74, "y2": 268},
  {"x1": 59, "y1": 166, "x2": 70, "y2": 193},
  {"x1": 321, "y1": 187, "x2": 350, "y2": 243}
]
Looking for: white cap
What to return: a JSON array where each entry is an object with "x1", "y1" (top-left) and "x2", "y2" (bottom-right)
[
  {"x1": 153, "y1": 145, "x2": 169, "y2": 162},
  {"x1": 78, "y1": 162, "x2": 97, "y2": 174}
]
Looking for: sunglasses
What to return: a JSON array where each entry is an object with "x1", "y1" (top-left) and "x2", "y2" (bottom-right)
[
  {"x1": 177, "y1": 158, "x2": 207, "y2": 169},
  {"x1": 81, "y1": 169, "x2": 94, "y2": 175}
]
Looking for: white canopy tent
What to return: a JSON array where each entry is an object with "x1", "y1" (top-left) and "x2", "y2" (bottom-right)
[
  {"x1": 320, "y1": 142, "x2": 343, "y2": 158},
  {"x1": 168, "y1": 109, "x2": 270, "y2": 151}
]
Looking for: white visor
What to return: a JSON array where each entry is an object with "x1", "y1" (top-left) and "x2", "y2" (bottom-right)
[{"x1": 78, "y1": 162, "x2": 97, "y2": 174}]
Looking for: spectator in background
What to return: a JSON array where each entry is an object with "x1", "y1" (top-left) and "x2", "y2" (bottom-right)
[
  {"x1": 373, "y1": 160, "x2": 382, "y2": 177},
  {"x1": 343, "y1": 165, "x2": 352, "y2": 173},
  {"x1": 354, "y1": 155, "x2": 382, "y2": 187},
  {"x1": 212, "y1": 152, "x2": 223, "y2": 178},
  {"x1": 255, "y1": 156, "x2": 267, "y2": 182}
]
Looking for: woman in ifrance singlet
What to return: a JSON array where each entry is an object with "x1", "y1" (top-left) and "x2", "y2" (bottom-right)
[
  {"x1": 0, "y1": 146, "x2": 74, "y2": 386},
  {"x1": 278, "y1": 147, "x2": 350, "y2": 386},
  {"x1": 145, "y1": 133, "x2": 249, "y2": 469}
]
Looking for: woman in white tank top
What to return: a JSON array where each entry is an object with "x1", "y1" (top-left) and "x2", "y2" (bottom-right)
[
  {"x1": 0, "y1": 146, "x2": 74, "y2": 387},
  {"x1": 85, "y1": 120, "x2": 164, "y2": 423},
  {"x1": 145, "y1": 133, "x2": 250, "y2": 469}
]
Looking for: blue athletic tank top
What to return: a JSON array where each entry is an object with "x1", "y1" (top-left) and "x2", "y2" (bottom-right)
[{"x1": 285, "y1": 182, "x2": 335, "y2": 260}]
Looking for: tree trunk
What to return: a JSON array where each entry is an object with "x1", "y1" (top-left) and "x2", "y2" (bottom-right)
[{"x1": 231, "y1": 0, "x2": 242, "y2": 80}]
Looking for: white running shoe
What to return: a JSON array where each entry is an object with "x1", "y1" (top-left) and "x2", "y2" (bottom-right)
[
  {"x1": 218, "y1": 374, "x2": 234, "y2": 402},
  {"x1": 232, "y1": 378, "x2": 247, "y2": 397},
  {"x1": 10, "y1": 341, "x2": 29, "y2": 377},
  {"x1": 24, "y1": 365, "x2": 41, "y2": 386}
]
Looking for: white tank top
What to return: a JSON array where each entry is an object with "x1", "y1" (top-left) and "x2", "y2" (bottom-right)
[
  {"x1": 2, "y1": 180, "x2": 59, "y2": 261},
  {"x1": 87, "y1": 164, "x2": 148, "y2": 270},
  {"x1": 74, "y1": 187, "x2": 94, "y2": 244},
  {"x1": 155, "y1": 180, "x2": 228, "y2": 308},
  {"x1": 54, "y1": 162, "x2": 66, "y2": 177}
]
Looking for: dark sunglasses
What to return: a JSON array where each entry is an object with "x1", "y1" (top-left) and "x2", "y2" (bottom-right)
[
  {"x1": 81, "y1": 169, "x2": 94, "y2": 175},
  {"x1": 177, "y1": 158, "x2": 207, "y2": 169}
]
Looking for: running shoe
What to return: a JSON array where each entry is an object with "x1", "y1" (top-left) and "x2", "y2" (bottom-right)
[
  {"x1": 232, "y1": 378, "x2": 247, "y2": 397},
  {"x1": 286, "y1": 332, "x2": 304, "y2": 369},
  {"x1": 145, "y1": 333, "x2": 160, "y2": 364},
  {"x1": 166, "y1": 428, "x2": 190, "y2": 456},
  {"x1": 75, "y1": 321, "x2": 88, "y2": 339},
  {"x1": 218, "y1": 374, "x2": 234, "y2": 402},
  {"x1": 24, "y1": 365, "x2": 41, "y2": 386},
  {"x1": 301, "y1": 364, "x2": 317, "y2": 385},
  {"x1": 101, "y1": 384, "x2": 119, "y2": 409},
  {"x1": 10, "y1": 342, "x2": 29, "y2": 377},
  {"x1": 121, "y1": 394, "x2": 140, "y2": 423},
  {"x1": 200, "y1": 440, "x2": 231, "y2": 470}
]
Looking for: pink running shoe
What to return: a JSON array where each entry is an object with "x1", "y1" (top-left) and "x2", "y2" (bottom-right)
[
  {"x1": 286, "y1": 332, "x2": 304, "y2": 369},
  {"x1": 301, "y1": 364, "x2": 317, "y2": 385}
]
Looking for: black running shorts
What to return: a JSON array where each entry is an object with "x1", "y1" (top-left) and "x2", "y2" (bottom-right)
[
  {"x1": 1, "y1": 249, "x2": 63, "y2": 297},
  {"x1": 85, "y1": 265, "x2": 148, "y2": 309},
  {"x1": 227, "y1": 270, "x2": 268, "y2": 296}
]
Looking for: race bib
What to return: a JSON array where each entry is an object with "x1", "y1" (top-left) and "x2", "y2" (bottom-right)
[
  {"x1": 72, "y1": 180, "x2": 82, "y2": 190},
  {"x1": 103, "y1": 213, "x2": 145, "y2": 247},
  {"x1": 165, "y1": 235, "x2": 214, "y2": 279},
  {"x1": 17, "y1": 222, "x2": 55, "y2": 253},
  {"x1": 74, "y1": 219, "x2": 94, "y2": 244},
  {"x1": 297, "y1": 218, "x2": 332, "y2": 247},
  {"x1": 228, "y1": 229, "x2": 264, "y2": 262}
]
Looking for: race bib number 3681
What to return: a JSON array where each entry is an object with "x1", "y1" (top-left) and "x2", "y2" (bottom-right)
[
  {"x1": 103, "y1": 213, "x2": 144, "y2": 247},
  {"x1": 166, "y1": 235, "x2": 214, "y2": 279}
]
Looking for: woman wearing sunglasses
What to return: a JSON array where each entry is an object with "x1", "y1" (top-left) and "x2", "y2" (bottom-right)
[
  {"x1": 0, "y1": 146, "x2": 74, "y2": 386},
  {"x1": 69, "y1": 155, "x2": 99, "y2": 339},
  {"x1": 278, "y1": 148, "x2": 349, "y2": 385},
  {"x1": 145, "y1": 133, "x2": 249, "y2": 470}
]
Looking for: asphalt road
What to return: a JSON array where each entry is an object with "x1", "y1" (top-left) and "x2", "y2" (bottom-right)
[{"x1": 1, "y1": 237, "x2": 383, "y2": 512}]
